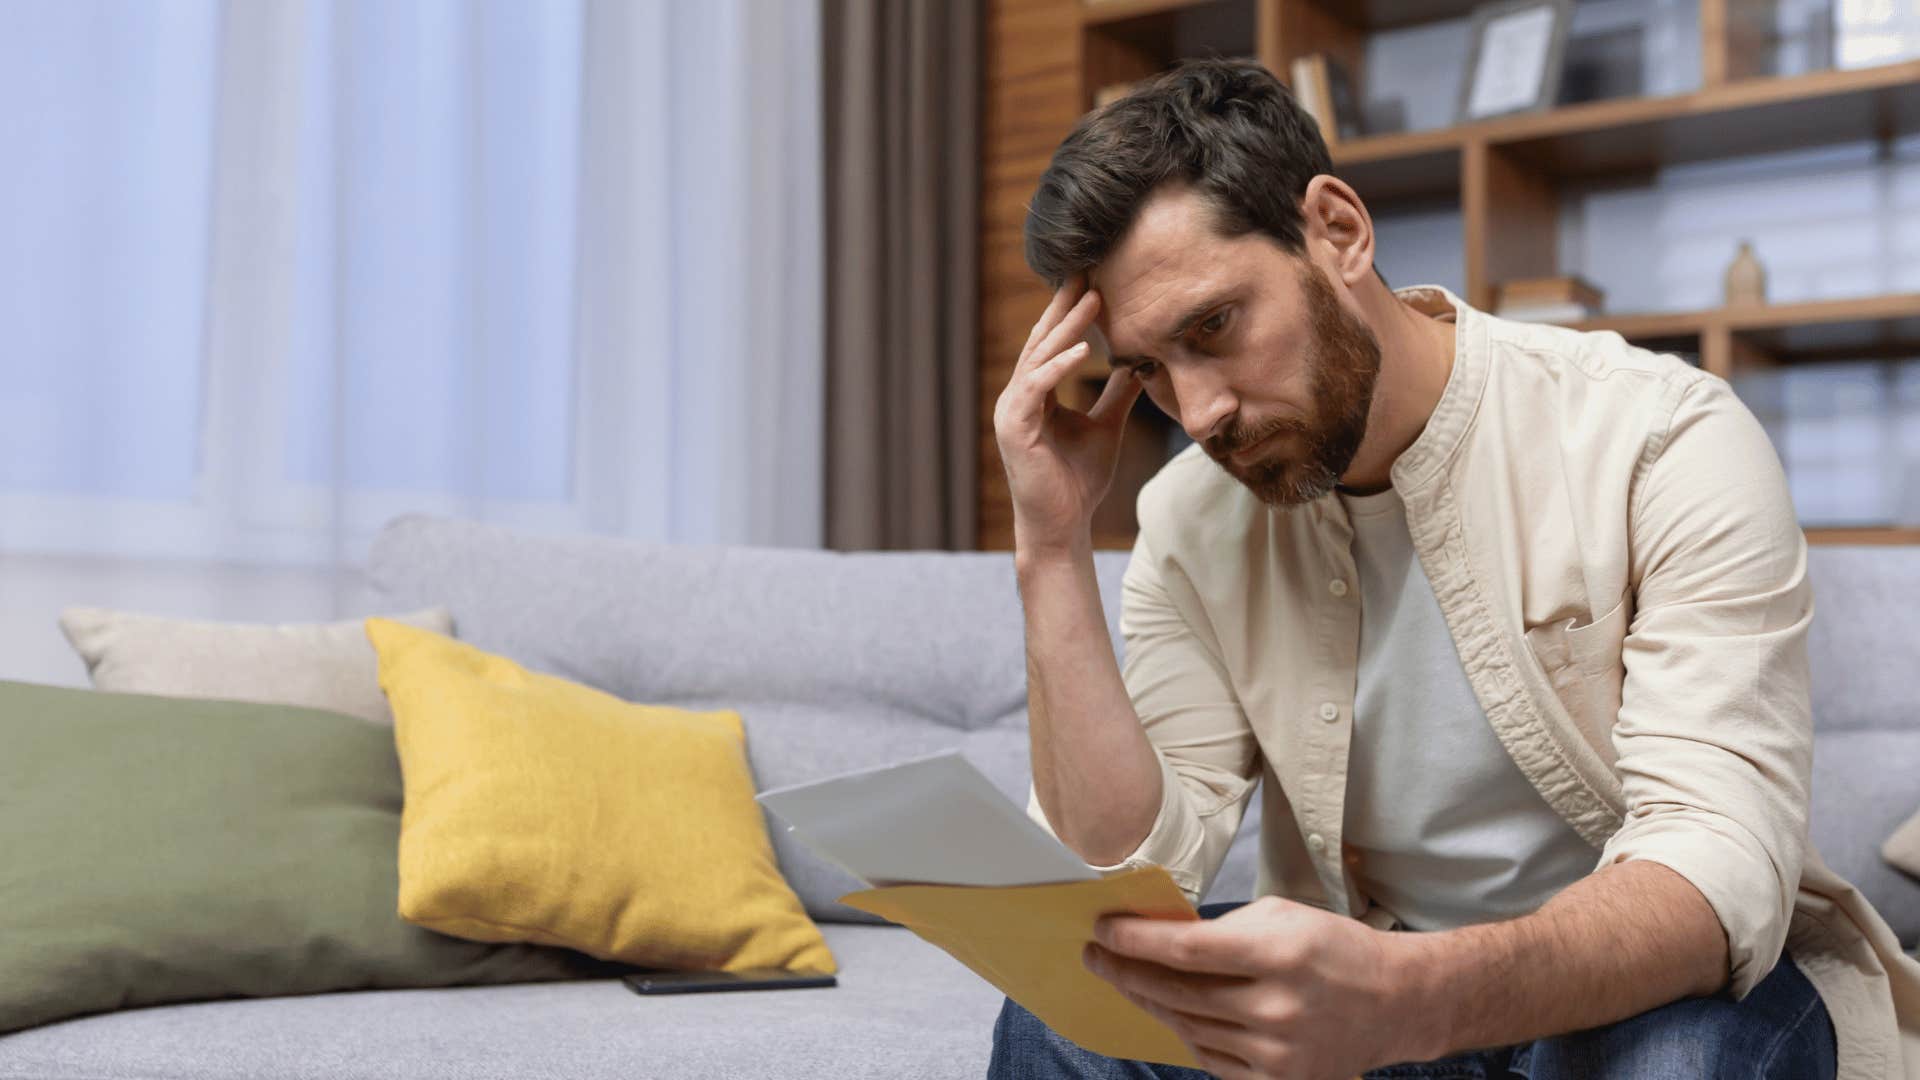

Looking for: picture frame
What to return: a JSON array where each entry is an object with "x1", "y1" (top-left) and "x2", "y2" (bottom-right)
[{"x1": 1456, "y1": 0, "x2": 1574, "y2": 123}]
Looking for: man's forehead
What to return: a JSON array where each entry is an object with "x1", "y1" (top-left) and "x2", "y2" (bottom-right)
[
  {"x1": 1089, "y1": 190, "x2": 1217, "y2": 303},
  {"x1": 1091, "y1": 243, "x2": 1235, "y2": 358},
  {"x1": 1091, "y1": 265, "x2": 1216, "y2": 356},
  {"x1": 1090, "y1": 246, "x2": 1214, "y2": 312}
]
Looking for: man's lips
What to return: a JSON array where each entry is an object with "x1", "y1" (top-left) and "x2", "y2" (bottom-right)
[{"x1": 1231, "y1": 430, "x2": 1283, "y2": 466}]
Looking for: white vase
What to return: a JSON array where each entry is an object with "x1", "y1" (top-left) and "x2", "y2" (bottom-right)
[{"x1": 1724, "y1": 240, "x2": 1766, "y2": 307}]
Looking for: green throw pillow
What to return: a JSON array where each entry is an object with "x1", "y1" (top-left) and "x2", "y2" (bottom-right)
[{"x1": 0, "y1": 680, "x2": 627, "y2": 1034}]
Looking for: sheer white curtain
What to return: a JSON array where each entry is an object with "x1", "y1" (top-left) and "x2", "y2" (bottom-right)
[{"x1": 0, "y1": 0, "x2": 823, "y2": 570}]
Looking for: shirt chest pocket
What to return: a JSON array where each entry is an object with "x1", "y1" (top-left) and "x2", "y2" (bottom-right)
[{"x1": 1522, "y1": 591, "x2": 1632, "y2": 746}]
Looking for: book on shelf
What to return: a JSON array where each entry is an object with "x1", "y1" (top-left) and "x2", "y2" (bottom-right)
[
  {"x1": 1288, "y1": 53, "x2": 1361, "y2": 142},
  {"x1": 1494, "y1": 275, "x2": 1606, "y2": 323}
]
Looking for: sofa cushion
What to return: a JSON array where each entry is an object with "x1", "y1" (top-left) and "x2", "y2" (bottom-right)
[
  {"x1": 1882, "y1": 807, "x2": 1920, "y2": 881},
  {"x1": 59, "y1": 604, "x2": 452, "y2": 725},
  {"x1": 0, "y1": 924, "x2": 1003, "y2": 1080},
  {"x1": 366, "y1": 618, "x2": 835, "y2": 975},
  {"x1": 0, "y1": 680, "x2": 622, "y2": 1036}
]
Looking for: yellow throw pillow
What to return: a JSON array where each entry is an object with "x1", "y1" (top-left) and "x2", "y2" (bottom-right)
[{"x1": 365, "y1": 618, "x2": 835, "y2": 975}]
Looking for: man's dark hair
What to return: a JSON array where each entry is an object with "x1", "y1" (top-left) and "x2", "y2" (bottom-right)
[{"x1": 1024, "y1": 58, "x2": 1334, "y2": 288}]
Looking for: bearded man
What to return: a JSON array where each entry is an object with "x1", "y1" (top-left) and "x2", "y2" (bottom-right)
[{"x1": 989, "y1": 57, "x2": 1916, "y2": 1080}]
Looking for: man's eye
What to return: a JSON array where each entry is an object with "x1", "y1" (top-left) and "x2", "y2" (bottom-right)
[
  {"x1": 1134, "y1": 362, "x2": 1159, "y2": 379},
  {"x1": 1199, "y1": 311, "x2": 1228, "y2": 335}
]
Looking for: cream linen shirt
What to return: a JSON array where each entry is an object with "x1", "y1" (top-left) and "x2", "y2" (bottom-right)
[{"x1": 1025, "y1": 284, "x2": 1920, "y2": 1079}]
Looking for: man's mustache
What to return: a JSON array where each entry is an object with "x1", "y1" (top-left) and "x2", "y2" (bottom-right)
[{"x1": 1211, "y1": 417, "x2": 1309, "y2": 459}]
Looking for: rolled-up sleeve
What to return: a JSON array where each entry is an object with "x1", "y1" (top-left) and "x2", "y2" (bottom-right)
[
  {"x1": 1596, "y1": 374, "x2": 1814, "y2": 1001},
  {"x1": 1025, "y1": 528, "x2": 1260, "y2": 905}
]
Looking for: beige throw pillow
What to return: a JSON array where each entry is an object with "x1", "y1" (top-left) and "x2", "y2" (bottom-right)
[
  {"x1": 1885, "y1": 807, "x2": 1920, "y2": 880},
  {"x1": 59, "y1": 606, "x2": 452, "y2": 725}
]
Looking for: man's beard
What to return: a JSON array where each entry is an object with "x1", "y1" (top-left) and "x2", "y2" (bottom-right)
[{"x1": 1208, "y1": 263, "x2": 1382, "y2": 507}]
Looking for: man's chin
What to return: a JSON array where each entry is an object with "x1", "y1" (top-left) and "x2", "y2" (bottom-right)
[
  {"x1": 1228, "y1": 453, "x2": 1305, "y2": 503},
  {"x1": 1224, "y1": 455, "x2": 1331, "y2": 508}
]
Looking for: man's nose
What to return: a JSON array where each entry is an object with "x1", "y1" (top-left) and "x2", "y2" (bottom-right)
[{"x1": 1169, "y1": 367, "x2": 1235, "y2": 446}]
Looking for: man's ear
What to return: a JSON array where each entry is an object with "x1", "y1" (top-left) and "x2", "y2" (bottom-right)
[{"x1": 1301, "y1": 175, "x2": 1375, "y2": 291}]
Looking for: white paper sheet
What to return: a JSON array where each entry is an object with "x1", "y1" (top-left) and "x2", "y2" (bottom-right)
[{"x1": 755, "y1": 750, "x2": 1099, "y2": 888}]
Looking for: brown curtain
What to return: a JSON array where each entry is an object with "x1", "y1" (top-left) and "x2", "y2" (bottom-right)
[{"x1": 822, "y1": 0, "x2": 982, "y2": 551}]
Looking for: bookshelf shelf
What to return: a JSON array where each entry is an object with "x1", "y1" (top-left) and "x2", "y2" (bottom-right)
[
  {"x1": 1344, "y1": 0, "x2": 1484, "y2": 27},
  {"x1": 1573, "y1": 294, "x2": 1920, "y2": 348},
  {"x1": 1081, "y1": 0, "x2": 1228, "y2": 28},
  {"x1": 1080, "y1": 0, "x2": 1488, "y2": 32},
  {"x1": 1564, "y1": 293, "x2": 1920, "y2": 373},
  {"x1": 1804, "y1": 528, "x2": 1920, "y2": 545},
  {"x1": 1334, "y1": 59, "x2": 1920, "y2": 204}
]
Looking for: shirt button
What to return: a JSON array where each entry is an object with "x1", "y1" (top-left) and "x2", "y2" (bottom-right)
[
  {"x1": 1318, "y1": 701, "x2": 1339, "y2": 722},
  {"x1": 1329, "y1": 578, "x2": 1349, "y2": 597},
  {"x1": 1307, "y1": 833, "x2": 1327, "y2": 854}
]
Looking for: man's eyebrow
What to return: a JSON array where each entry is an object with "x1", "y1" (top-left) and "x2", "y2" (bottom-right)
[{"x1": 1108, "y1": 295, "x2": 1229, "y2": 369}]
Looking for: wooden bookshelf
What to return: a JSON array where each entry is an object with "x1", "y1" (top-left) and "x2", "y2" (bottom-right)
[
  {"x1": 1806, "y1": 528, "x2": 1920, "y2": 545},
  {"x1": 976, "y1": 0, "x2": 1920, "y2": 551},
  {"x1": 1571, "y1": 293, "x2": 1920, "y2": 376}
]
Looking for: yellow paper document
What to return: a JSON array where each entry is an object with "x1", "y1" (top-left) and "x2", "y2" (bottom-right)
[{"x1": 839, "y1": 865, "x2": 1205, "y2": 1069}]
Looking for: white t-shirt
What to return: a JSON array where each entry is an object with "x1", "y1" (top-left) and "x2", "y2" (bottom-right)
[{"x1": 1338, "y1": 482, "x2": 1597, "y2": 931}]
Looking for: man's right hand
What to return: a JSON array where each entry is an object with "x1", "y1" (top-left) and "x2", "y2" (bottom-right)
[{"x1": 992, "y1": 274, "x2": 1145, "y2": 556}]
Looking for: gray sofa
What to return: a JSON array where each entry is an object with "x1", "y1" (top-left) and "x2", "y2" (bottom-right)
[{"x1": 2, "y1": 514, "x2": 1915, "y2": 1079}]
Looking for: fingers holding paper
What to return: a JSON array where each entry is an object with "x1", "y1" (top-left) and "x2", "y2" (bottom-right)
[{"x1": 1083, "y1": 896, "x2": 1406, "y2": 1079}]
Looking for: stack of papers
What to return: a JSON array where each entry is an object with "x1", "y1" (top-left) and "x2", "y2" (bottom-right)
[
  {"x1": 755, "y1": 750, "x2": 1097, "y2": 888},
  {"x1": 756, "y1": 751, "x2": 1202, "y2": 1068}
]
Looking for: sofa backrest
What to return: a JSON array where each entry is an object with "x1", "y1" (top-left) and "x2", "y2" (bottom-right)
[
  {"x1": 1805, "y1": 546, "x2": 1920, "y2": 732},
  {"x1": 367, "y1": 517, "x2": 1919, "y2": 942},
  {"x1": 365, "y1": 515, "x2": 1139, "y2": 923},
  {"x1": 1802, "y1": 547, "x2": 1920, "y2": 946}
]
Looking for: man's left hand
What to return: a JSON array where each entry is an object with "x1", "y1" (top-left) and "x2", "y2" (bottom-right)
[{"x1": 1084, "y1": 895, "x2": 1428, "y2": 1079}]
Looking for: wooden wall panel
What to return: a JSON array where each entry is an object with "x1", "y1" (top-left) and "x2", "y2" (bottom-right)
[{"x1": 977, "y1": 0, "x2": 1082, "y2": 550}]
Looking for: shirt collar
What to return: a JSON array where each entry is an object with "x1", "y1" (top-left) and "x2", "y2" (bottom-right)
[{"x1": 1376, "y1": 283, "x2": 1486, "y2": 494}]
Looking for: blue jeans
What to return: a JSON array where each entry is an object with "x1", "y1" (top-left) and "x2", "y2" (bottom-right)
[{"x1": 987, "y1": 902, "x2": 1838, "y2": 1079}]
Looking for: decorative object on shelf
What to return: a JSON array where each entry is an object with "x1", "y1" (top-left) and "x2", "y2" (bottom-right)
[
  {"x1": 1289, "y1": 53, "x2": 1362, "y2": 142},
  {"x1": 1559, "y1": 23, "x2": 1644, "y2": 105},
  {"x1": 1494, "y1": 274, "x2": 1605, "y2": 322},
  {"x1": 1724, "y1": 240, "x2": 1768, "y2": 307},
  {"x1": 1458, "y1": 0, "x2": 1574, "y2": 122},
  {"x1": 1835, "y1": 0, "x2": 1920, "y2": 70}
]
